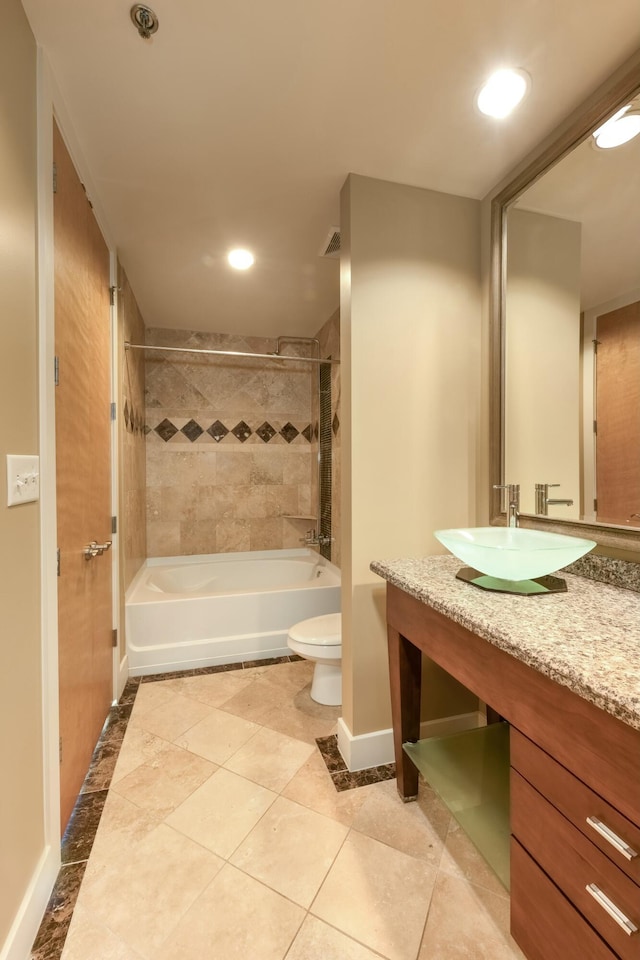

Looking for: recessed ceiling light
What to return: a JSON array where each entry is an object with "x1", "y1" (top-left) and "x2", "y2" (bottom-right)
[
  {"x1": 476, "y1": 69, "x2": 530, "y2": 119},
  {"x1": 228, "y1": 249, "x2": 255, "y2": 270},
  {"x1": 592, "y1": 105, "x2": 640, "y2": 149}
]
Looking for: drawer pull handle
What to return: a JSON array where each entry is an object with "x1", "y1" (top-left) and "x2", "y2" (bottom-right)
[
  {"x1": 585, "y1": 883, "x2": 638, "y2": 936},
  {"x1": 586, "y1": 816, "x2": 638, "y2": 861}
]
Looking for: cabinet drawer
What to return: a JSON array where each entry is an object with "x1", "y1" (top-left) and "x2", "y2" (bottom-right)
[
  {"x1": 511, "y1": 838, "x2": 618, "y2": 960},
  {"x1": 511, "y1": 727, "x2": 640, "y2": 885},
  {"x1": 512, "y1": 771, "x2": 640, "y2": 960}
]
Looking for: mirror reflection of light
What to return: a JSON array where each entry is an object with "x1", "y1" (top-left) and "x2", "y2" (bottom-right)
[
  {"x1": 476, "y1": 69, "x2": 530, "y2": 119},
  {"x1": 228, "y1": 248, "x2": 255, "y2": 270},
  {"x1": 593, "y1": 106, "x2": 640, "y2": 149}
]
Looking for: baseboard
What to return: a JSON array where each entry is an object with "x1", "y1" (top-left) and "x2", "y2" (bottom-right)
[
  {"x1": 116, "y1": 651, "x2": 129, "y2": 699},
  {"x1": 0, "y1": 845, "x2": 59, "y2": 960},
  {"x1": 337, "y1": 711, "x2": 484, "y2": 772}
]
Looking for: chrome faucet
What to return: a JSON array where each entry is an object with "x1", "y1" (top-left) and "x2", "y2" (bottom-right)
[
  {"x1": 493, "y1": 483, "x2": 520, "y2": 527},
  {"x1": 535, "y1": 483, "x2": 574, "y2": 516},
  {"x1": 299, "y1": 528, "x2": 334, "y2": 547}
]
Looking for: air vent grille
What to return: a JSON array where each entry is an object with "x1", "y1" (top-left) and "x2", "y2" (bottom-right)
[{"x1": 319, "y1": 227, "x2": 340, "y2": 259}]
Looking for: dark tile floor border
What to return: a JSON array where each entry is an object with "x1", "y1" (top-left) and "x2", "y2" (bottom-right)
[{"x1": 31, "y1": 655, "x2": 391, "y2": 959}]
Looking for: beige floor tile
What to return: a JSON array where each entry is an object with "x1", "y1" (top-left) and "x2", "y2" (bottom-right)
[
  {"x1": 439, "y1": 818, "x2": 508, "y2": 896},
  {"x1": 155, "y1": 863, "x2": 305, "y2": 960},
  {"x1": 129, "y1": 689, "x2": 214, "y2": 741},
  {"x1": 217, "y1": 676, "x2": 294, "y2": 724},
  {"x1": 129, "y1": 681, "x2": 179, "y2": 720},
  {"x1": 174, "y1": 706, "x2": 260, "y2": 763},
  {"x1": 61, "y1": 904, "x2": 145, "y2": 960},
  {"x1": 418, "y1": 873, "x2": 525, "y2": 959},
  {"x1": 286, "y1": 914, "x2": 385, "y2": 960},
  {"x1": 311, "y1": 830, "x2": 437, "y2": 960},
  {"x1": 161, "y1": 670, "x2": 254, "y2": 707},
  {"x1": 224, "y1": 726, "x2": 315, "y2": 791},
  {"x1": 352, "y1": 778, "x2": 451, "y2": 867},
  {"x1": 111, "y1": 726, "x2": 168, "y2": 784},
  {"x1": 166, "y1": 767, "x2": 277, "y2": 859},
  {"x1": 87, "y1": 791, "x2": 162, "y2": 870},
  {"x1": 260, "y1": 691, "x2": 340, "y2": 744},
  {"x1": 230, "y1": 795, "x2": 348, "y2": 907},
  {"x1": 77, "y1": 823, "x2": 223, "y2": 960},
  {"x1": 282, "y1": 751, "x2": 374, "y2": 826},
  {"x1": 112, "y1": 742, "x2": 216, "y2": 817}
]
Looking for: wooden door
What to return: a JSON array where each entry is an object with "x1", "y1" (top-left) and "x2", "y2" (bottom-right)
[
  {"x1": 595, "y1": 301, "x2": 640, "y2": 527},
  {"x1": 54, "y1": 122, "x2": 113, "y2": 832}
]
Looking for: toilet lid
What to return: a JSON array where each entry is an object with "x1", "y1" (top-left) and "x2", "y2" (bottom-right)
[{"x1": 289, "y1": 612, "x2": 341, "y2": 646}]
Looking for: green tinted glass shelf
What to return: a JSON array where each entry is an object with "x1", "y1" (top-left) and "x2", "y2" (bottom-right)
[{"x1": 403, "y1": 722, "x2": 510, "y2": 889}]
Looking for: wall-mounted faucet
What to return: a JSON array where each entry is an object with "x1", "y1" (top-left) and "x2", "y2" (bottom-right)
[
  {"x1": 535, "y1": 483, "x2": 574, "y2": 516},
  {"x1": 299, "y1": 528, "x2": 334, "y2": 547},
  {"x1": 493, "y1": 483, "x2": 520, "y2": 527}
]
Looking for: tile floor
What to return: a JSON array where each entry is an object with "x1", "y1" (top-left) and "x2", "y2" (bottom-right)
[{"x1": 34, "y1": 658, "x2": 526, "y2": 960}]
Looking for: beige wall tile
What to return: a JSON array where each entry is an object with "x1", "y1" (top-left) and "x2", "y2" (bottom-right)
[{"x1": 216, "y1": 519, "x2": 251, "y2": 553}]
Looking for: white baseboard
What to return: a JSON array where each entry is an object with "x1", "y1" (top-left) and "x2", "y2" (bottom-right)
[
  {"x1": 0, "y1": 845, "x2": 59, "y2": 960},
  {"x1": 337, "y1": 711, "x2": 484, "y2": 772},
  {"x1": 116, "y1": 652, "x2": 129, "y2": 700}
]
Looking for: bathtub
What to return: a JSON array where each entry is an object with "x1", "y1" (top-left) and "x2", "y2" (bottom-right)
[{"x1": 125, "y1": 548, "x2": 341, "y2": 676}]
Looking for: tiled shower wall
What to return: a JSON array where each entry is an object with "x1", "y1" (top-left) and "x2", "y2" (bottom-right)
[
  {"x1": 313, "y1": 309, "x2": 341, "y2": 568},
  {"x1": 145, "y1": 328, "x2": 316, "y2": 557}
]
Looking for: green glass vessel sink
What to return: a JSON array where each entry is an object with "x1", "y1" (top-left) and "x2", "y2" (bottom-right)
[{"x1": 434, "y1": 526, "x2": 596, "y2": 582}]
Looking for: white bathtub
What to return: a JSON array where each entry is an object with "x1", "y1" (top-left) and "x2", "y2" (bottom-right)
[{"x1": 125, "y1": 548, "x2": 341, "y2": 676}]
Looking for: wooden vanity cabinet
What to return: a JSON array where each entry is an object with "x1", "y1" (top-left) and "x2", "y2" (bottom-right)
[{"x1": 385, "y1": 583, "x2": 640, "y2": 960}]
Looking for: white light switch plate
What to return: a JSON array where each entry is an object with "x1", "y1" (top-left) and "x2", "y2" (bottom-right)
[{"x1": 7, "y1": 455, "x2": 40, "y2": 506}]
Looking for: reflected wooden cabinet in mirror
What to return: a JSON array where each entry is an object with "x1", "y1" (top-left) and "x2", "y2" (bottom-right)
[{"x1": 489, "y1": 49, "x2": 640, "y2": 554}]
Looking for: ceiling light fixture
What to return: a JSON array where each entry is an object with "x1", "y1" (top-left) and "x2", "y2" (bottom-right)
[
  {"x1": 592, "y1": 105, "x2": 640, "y2": 149},
  {"x1": 130, "y1": 4, "x2": 159, "y2": 40},
  {"x1": 476, "y1": 68, "x2": 530, "y2": 119},
  {"x1": 228, "y1": 249, "x2": 255, "y2": 270}
]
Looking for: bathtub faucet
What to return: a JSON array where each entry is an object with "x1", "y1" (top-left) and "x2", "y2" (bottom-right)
[{"x1": 300, "y1": 528, "x2": 334, "y2": 547}]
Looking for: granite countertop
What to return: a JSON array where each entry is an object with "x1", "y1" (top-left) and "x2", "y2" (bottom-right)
[{"x1": 370, "y1": 555, "x2": 640, "y2": 731}]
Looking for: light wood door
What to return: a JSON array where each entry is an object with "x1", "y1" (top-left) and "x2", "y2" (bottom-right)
[
  {"x1": 54, "y1": 122, "x2": 113, "y2": 832},
  {"x1": 595, "y1": 301, "x2": 640, "y2": 527}
]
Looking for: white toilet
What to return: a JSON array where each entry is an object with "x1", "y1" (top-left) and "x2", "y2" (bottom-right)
[{"x1": 287, "y1": 612, "x2": 342, "y2": 705}]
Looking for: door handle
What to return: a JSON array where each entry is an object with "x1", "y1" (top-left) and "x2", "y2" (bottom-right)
[{"x1": 84, "y1": 540, "x2": 112, "y2": 560}]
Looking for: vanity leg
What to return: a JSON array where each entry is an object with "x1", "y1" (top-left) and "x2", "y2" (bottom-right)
[{"x1": 387, "y1": 626, "x2": 421, "y2": 801}]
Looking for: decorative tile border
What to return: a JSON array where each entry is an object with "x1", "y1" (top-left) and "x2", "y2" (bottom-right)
[
  {"x1": 149, "y1": 417, "x2": 315, "y2": 444},
  {"x1": 315, "y1": 734, "x2": 396, "y2": 792}
]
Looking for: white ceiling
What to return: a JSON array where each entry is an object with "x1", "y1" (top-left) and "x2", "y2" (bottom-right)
[{"x1": 20, "y1": 0, "x2": 640, "y2": 338}]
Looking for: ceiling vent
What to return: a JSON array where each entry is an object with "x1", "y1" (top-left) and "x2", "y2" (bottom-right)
[{"x1": 319, "y1": 227, "x2": 341, "y2": 259}]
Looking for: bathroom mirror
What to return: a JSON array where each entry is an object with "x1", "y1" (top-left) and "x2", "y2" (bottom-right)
[{"x1": 490, "y1": 51, "x2": 640, "y2": 552}]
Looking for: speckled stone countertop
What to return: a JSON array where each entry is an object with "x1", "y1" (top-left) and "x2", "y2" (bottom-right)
[{"x1": 370, "y1": 555, "x2": 640, "y2": 731}]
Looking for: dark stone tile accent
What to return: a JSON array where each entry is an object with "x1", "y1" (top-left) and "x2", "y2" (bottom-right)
[
  {"x1": 101, "y1": 703, "x2": 134, "y2": 743},
  {"x1": 143, "y1": 424, "x2": 151, "y2": 435},
  {"x1": 123, "y1": 399, "x2": 130, "y2": 431},
  {"x1": 315, "y1": 734, "x2": 396, "y2": 792},
  {"x1": 181, "y1": 419, "x2": 204, "y2": 442},
  {"x1": 316, "y1": 735, "x2": 347, "y2": 773},
  {"x1": 280, "y1": 422, "x2": 299, "y2": 443},
  {"x1": 60, "y1": 790, "x2": 109, "y2": 865},
  {"x1": 288, "y1": 654, "x2": 305, "y2": 662},
  {"x1": 206, "y1": 419, "x2": 229, "y2": 442},
  {"x1": 31, "y1": 861, "x2": 87, "y2": 960},
  {"x1": 154, "y1": 418, "x2": 178, "y2": 442},
  {"x1": 256, "y1": 421, "x2": 277, "y2": 443},
  {"x1": 81, "y1": 740, "x2": 122, "y2": 794},
  {"x1": 139, "y1": 662, "x2": 244, "y2": 683},
  {"x1": 242, "y1": 655, "x2": 291, "y2": 669},
  {"x1": 332, "y1": 412, "x2": 340, "y2": 436},
  {"x1": 301, "y1": 423, "x2": 313, "y2": 442},
  {"x1": 119, "y1": 677, "x2": 141, "y2": 705},
  {"x1": 231, "y1": 420, "x2": 252, "y2": 442}
]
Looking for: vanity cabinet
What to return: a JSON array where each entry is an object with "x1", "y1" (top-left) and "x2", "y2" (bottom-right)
[{"x1": 379, "y1": 572, "x2": 640, "y2": 960}]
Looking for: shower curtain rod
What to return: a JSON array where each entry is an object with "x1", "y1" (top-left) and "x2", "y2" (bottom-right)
[{"x1": 124, "y1": 342, "x2": 340, "y2": 365}]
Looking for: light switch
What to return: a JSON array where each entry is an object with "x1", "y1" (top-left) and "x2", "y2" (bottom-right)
[{"x1": 7, "y1": 455, "x2": 40, "y2": 506}]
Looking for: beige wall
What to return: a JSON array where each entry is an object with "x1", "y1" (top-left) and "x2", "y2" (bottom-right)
[
  {"x1": 506, "y1": 210, "x2": 582, "y2": 517},
  {"x1": 117, "y1": 264, "x2": 147, "y2": 657},
  {"x1": 0, "y1": 0, "x2": 44, "y2": 947},
  {"x1": 145, "y1": 328, "x2": 315, "y2": 556},
  {"x1": 340, "y1": 174, "x2": 482, "y2": 738}
]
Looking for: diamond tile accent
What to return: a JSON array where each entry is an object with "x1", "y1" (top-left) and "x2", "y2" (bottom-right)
[
  {"x1": 181, "y1": 419, "x2": 204, "y2": 442},
  {"x1": 280, "y1": 422, "x2": 299, "y2": 443},
  {"x1": 301, "y1": 424, "x2": 313, "y2": 443},
  {"x1": 256, "y1": 422, "x2": 277, "y2": 443},
  {"x1": 155, "y1": 418, "x2": 179, "y2": 442},
  {"x1": 332, "y1": 413, "x2": 340, "y2": 436},
  {"x1": 123, "y1": 400, "x2": 130, "y2": 431},
  {"x1": 232, "y1": 420, "x2": 252, "y2": 443},
  {"x1": 144, "y1": 424, "x2": 151, "y2": 435},
  {"x1": 207, "y1": 420, "x2": 229, "y2": 443}
]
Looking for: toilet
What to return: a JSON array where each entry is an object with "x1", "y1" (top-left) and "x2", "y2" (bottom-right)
[{"x1": 287, "y1": 612, "x2": 342, "y2": 705}]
